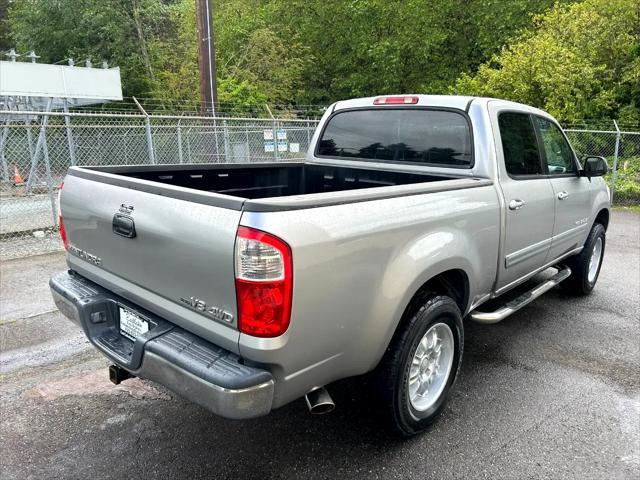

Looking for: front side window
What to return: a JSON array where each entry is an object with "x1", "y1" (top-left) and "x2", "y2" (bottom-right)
[
  {"x1": 498, "y1": 112, "x2": 543, "y2": 176},
  {"x1": 317, "y1": 109, "x2": 472, "y2": 167},
  {"x1": 535, "y1": 116, "x2": 577, "y2": 175}
]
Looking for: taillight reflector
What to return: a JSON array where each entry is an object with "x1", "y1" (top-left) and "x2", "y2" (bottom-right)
[
  {"x1": 57, "y1": 182, "x2": 68, "y2": 250},
  {"x1": 235, "y1": 226, "x2": 293, "y2": 337},
  {"x1": 373, "y1": 96, "x2": 419, "y2": 105},
  {"x1": 59, "y1": 215, "x2": 69, "y2": 250}
]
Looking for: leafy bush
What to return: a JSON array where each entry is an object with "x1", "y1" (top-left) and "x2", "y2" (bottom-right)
[
  {"x1": 454, "y1": 0, "x2": 639, "y2": 123},
  {"x1": 608, "y1": 158, "x2": 640, "y2": 205}
]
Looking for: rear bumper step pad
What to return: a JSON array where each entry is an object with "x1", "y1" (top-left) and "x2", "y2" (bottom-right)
[{"x1": 50, "y1": 270, "x2": 274, "y2": 419}]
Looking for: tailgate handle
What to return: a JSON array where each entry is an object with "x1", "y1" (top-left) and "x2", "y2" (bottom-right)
[{"x1": 112, "y1": 214, "x2": 136, "y2": 238}]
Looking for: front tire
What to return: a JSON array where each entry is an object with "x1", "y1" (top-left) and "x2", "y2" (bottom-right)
[
  {"x1": 376, "y1": 294, "x2": 463, "y2": 436},
  {"x1": 562, "y1": 222, "x2": 606, "y2": 295}
]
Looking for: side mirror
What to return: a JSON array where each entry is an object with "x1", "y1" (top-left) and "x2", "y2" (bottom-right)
[{"x1": 581, "y1": 156, "x2": 608, "y2": 178}]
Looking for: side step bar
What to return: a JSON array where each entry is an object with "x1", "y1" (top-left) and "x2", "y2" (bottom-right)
[{"x1": 469, "y1": 267, "x2": 572, "y2": 324}]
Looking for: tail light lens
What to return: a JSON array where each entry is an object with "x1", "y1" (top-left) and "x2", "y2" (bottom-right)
[
  {"x1": 59, "y1": 215, "x2": 68, "y2": 250},
  {"x1": 58, "y1": 183, "x2": 68, "y2": 250},
  {"x1": 235, "y1": 226, "x2": 292, "y2": 337}
]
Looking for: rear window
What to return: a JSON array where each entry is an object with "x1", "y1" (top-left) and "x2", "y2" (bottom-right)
[{"x1": 316, "y1": 108, "x2": 473, "y2": 168}]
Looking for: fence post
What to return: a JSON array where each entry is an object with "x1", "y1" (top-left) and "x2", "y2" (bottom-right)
[
  {"x1": 0, "y1": 95, "x2": 9, "y2": 181},
  {"x1": 26, "y1": 98, "x2": 53, "y2": 193},
  {"x1": 26, "y1": 123, "x2": 35, "y2": 166},
  {"x1": 610, "y1": 120, "x2": 621, "y2": 204},
  {"x1": 123, "y1": 131, "x2": 129, "y2": 164},
  {"x1": 223, "y1": 119, "x2": 230, "y2": 162},
  {"x1": 245, "y1": 123, "x2": 250, "y2": 163},
  {"x1": 133, "y1": 97, "x2": 156, "y2": 165},
  {"x1": 41, "y1": 130, "x2": 58, "y2": 226},
  {"x1": 213, "y1": 120, "x2": 221, "y2": 162},
  {"x1": 63, "y1": 99, "x2": 77, "y2": 166},
  {"x1": 186, "y1": 128, "x2": 192, "y2": 163},
  {"x1": 177, "y1": 118, "x2": 184, "y2": 164},
  {"x1": 265, "y1": 104, "x2": 278, "y2": 161},
  {"x1": 0, "y1": 119, "x2": 9, "y2": 182}
]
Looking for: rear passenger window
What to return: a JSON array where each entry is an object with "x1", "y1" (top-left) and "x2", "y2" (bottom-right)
[{"x1": 498, "y1": 112, "x2": 543, "y2": 176}]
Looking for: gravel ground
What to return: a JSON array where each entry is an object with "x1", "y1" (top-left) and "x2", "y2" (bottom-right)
[{"x1": 0, "y1": 211, "x2": 638, "y2": 480}]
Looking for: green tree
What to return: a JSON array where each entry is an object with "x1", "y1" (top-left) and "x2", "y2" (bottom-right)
[
  {"x1": 454, "y1": 0, "x2": 640, "y2": 122},
  {"x1": 0, "y1": 0, "x2": 11, "y2": 53},
  {"x1": 144, "y1": 0, "x2": 573, "y2": 106},
  {"x1": 8, "y1": 0, "x2": 174, "y2": 97}
]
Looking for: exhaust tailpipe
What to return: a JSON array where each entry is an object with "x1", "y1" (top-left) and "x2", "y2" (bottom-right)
[{"x1": 305, "y1": 387, "x2": 335, "y2": 414}]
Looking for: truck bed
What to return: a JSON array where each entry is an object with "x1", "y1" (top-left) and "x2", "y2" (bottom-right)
[
  {"x1": 89, "y1": 163, "x2": 454, "y2": 200},
  {"x1": 69, "y1": 162, "x2": 492, "y2": 215}
]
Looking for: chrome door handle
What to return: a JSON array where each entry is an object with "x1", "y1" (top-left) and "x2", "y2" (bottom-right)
[
  {"x1": 508, "y1": 199, "x2": 525, "y2": 210},
  {"x1": 557, "y1": 191, "x2": 569, "y2": 200}
]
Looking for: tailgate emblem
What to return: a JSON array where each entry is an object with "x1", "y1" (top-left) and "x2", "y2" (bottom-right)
[
  {"x1": 180, "y1": 296, "x2": 234, "y2": 323},
  {"x1": 68, "y1": 244, "x2": 102, "y2": 266}
]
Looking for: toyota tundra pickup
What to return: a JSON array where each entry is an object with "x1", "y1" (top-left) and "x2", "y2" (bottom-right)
[{"x1": 50, "y1": 95, "x2": 610, "y2": 436}]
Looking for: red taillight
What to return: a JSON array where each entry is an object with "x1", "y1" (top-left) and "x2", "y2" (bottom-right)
[
  {"x1": 234, "y1": 226, "x2": 292, "y2": 337},
  {"x1": 57, "y1": 182, "x2": 68, "y2": 250},
  {"x1": 373, "y1": 96, "x2": 419, "y2": 105},
  {"x1": 59, "y1": 215, "x2": 68, "y2": 250}
]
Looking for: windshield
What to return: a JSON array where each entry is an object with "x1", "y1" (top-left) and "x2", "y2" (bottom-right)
[{"x1": 317, "y1": 108, "x2": 473, "y2": 168}]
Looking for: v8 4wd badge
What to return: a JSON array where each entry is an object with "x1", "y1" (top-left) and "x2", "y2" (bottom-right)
[{"x1": 179, "y1": 296, "x2": 234, "y2": 323}]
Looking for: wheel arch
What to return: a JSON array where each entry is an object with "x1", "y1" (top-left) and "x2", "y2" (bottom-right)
[
  {"x1": 594, "y1": 208, "x2": 610, "y2": 230},
  {"x1": 402, "y1": 269, "x2": 470, "y2": 320},
  {"x1": 369, "y1": 267, "x2": 471, "y2": 372}
]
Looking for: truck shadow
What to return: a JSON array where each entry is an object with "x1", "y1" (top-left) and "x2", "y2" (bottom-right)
[{"x1": 144, "y1": 285, "x2": 589, "y2": 477}]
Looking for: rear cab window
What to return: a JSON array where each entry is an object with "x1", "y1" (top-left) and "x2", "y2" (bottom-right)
[{"x1": 316, "y1": 108, "x2": 473, "y2": 168}]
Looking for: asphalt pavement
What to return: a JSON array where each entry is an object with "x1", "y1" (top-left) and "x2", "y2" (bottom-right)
[{"x1": 1, "y1": 210, "x2": 638, "y2": 479}]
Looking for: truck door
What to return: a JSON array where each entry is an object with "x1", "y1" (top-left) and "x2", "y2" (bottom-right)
[
  {"x1": 533, "y1": 115, "x2": 592, "y2": 261},
  {"x1": 490, "y1": 106, "x2": 556, "y2": 293}
]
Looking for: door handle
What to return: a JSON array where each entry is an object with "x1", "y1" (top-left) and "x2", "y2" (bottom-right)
[
  {"x1": 508, "y1": 199, "x2": 525, "y2": 210},
  {"x1": 557, "y1": 191, "x2": 569, "y2": 200}
]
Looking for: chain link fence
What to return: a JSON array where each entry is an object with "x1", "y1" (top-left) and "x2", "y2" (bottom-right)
[
  {"x1": 1, "y1": 110, "x2": 638, "y2": 258},
  {"x1": 564, "y1": 125, "x2": 640, "y2": 205},
  {"x1": 0, "y1": 110, "x2": 319, "y2": 248}
]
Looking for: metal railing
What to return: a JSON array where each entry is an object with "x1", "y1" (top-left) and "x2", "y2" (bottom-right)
[{"x1": 1, "y1": 110, "x2": 638, "y2": 243}]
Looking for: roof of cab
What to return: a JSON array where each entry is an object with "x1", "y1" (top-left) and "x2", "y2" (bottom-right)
[
  {"x1": 331, "y1": 95, "x2": 556, "y2": 119},
  {"x1": 333, "y1": 95, "x2": 476, "y2": 112}
]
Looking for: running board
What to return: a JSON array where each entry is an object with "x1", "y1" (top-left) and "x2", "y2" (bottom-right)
[{"x1": 469, "y1": 267, "x2": 572, "y2": 324}]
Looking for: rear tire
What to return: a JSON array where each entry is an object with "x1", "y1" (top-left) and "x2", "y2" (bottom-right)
[
  {"x1": 375, "y1": 294, "x2": 463, "y2": 436},
  {"x1": 562, "y1": 223, "x2": 606, "y2": 295}
]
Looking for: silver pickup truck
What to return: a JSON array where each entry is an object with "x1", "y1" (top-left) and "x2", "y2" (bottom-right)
[{"x1": 50, "y1": 95, "x2": 610, "y2": 436}]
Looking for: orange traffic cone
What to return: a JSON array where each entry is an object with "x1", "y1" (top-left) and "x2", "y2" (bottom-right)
[{"x1": 13, "y1": 165, "x2": 24, "y2": 185}]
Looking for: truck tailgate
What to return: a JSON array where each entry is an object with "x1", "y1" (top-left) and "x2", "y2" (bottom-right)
[{"x1": 60, "y1": 172, "x2": 242, "y2": 352}]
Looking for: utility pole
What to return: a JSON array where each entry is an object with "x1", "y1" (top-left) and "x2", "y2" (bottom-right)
[{"x1": 195, "y1": 0, "x2": 218, "y2": 116}]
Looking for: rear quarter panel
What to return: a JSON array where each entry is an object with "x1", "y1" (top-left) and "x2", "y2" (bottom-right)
[{"x1": 240, "y1": 184, "x2": 500, "y2": 407}]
